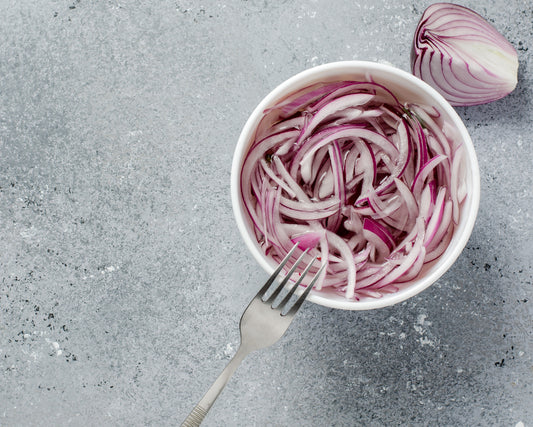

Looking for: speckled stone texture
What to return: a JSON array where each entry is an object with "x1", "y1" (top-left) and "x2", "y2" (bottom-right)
[{"x1": 0, "y1": 1, "x2": 531, "y2": 426}]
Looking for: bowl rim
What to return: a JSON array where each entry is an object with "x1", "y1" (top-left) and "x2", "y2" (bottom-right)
[{"x1": 231, "y1": 60, "x2": 480, "y2": 310}]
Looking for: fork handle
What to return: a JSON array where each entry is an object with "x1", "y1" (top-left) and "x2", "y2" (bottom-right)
[{"x1": 181, "y1": 346, "x2": 249, "y2": 427}]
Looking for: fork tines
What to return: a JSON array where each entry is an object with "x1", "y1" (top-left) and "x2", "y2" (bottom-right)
[{"x1": 259, "y1": 244, "x2": 325, "y2": 315}]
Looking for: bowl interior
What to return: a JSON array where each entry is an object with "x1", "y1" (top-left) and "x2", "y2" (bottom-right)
[{"x1": 231, "y1": 61, "x2": 480, "y2": 310}]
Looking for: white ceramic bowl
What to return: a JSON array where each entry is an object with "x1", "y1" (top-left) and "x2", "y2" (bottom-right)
[{"x1": 231, "y1": 61, "x2": 480, "y2": 310}]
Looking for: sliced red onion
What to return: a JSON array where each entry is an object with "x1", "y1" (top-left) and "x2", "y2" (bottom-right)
[
  {"x1": 274, "y1": 81, "x2": 351, "y2": 118},
  {"x1": 450, "y1": 144, "x2": 466, "y2": 224},
  {"x1": 426, "y1": 200, "x2": 453, "y2": 252},
  {"x1": 373, "y1": 219, "x2": 425, "y2": 288},
  {"x1": 393, "y1": 178, "x2": 418, "y2": 229},
  {"x1": 395, "y1": 247, "x2": 426, "y2": 283},
  {"x1": 367, "y1": 192, "x2": 406, "y2": 231},
  {"x1": 362, "y1": 218, "x2": 395, "y2": 259},
  {"x1": 240, "y1": 80, "x2": 467, "y2": 300},
  {"x1": 291, "y1": 231, "x2": 323, "y2": 251},
  {"x1": 411, "y1": 155, "x2": 448, "y2": 197},
  {"x1": 425, "y1": 223, "x2": 454, "y2": 263},
  {"x1": 423, "y1": 187, "x2": 447, "y2": 246},
  {"x1": 411, "y1": 3, "x2": 518, "y2": 106}
]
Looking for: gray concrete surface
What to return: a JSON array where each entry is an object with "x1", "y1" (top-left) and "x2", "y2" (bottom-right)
[{"x1": 1, "y1": 0, "x2": 532, "y2": 426}]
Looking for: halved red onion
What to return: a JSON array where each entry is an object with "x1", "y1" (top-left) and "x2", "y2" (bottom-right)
[
  {"x1": 411, "y1": 3, "x2": 518, "y2": 106},
  {"x1": 240, "y1": 80, "x2": 466, "y2": 300}
]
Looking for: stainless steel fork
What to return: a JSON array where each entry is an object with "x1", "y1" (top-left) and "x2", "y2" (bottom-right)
[{"x1": 181, "y1": 245, "x2": 324, "y2": 427}]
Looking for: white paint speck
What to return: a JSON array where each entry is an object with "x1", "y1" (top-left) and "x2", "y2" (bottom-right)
[
  {"x1": 215, "y1": 342, "x2": 237, "y2": 360},
  {"x1": 414, "y1": 313, "x2": 436, "y2": 347},
  {"x1": 419, "y1": 337, "x2": 435, "y2": 347},
  {"x1": 223, "y1": 342, "x2": 234, "y2": 357},
  {"x1": 416, "y1": 314, "x2": 432, "y2": 327},
  {"x1": 46, "y1": 340, "x2": 62, "y2": 356},
  {"x1": 515, "y1": 422, "x2": 524, "y2": 427},
  {"x1": 20, "y1": 226, "x2": 37, "y2": 240}
]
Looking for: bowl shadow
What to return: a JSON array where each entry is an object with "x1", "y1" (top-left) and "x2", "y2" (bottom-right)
[{"x1": 283, "y1": 224, "x2": 525, "y2": 425}]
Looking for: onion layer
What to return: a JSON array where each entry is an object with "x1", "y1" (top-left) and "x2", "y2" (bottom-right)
[
  {"x1": 411, "y1": 3, "x2": 518, "y2": 106},
  {"x1": 240, "y1": 79, "x2": 466, "y2": 300}
]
